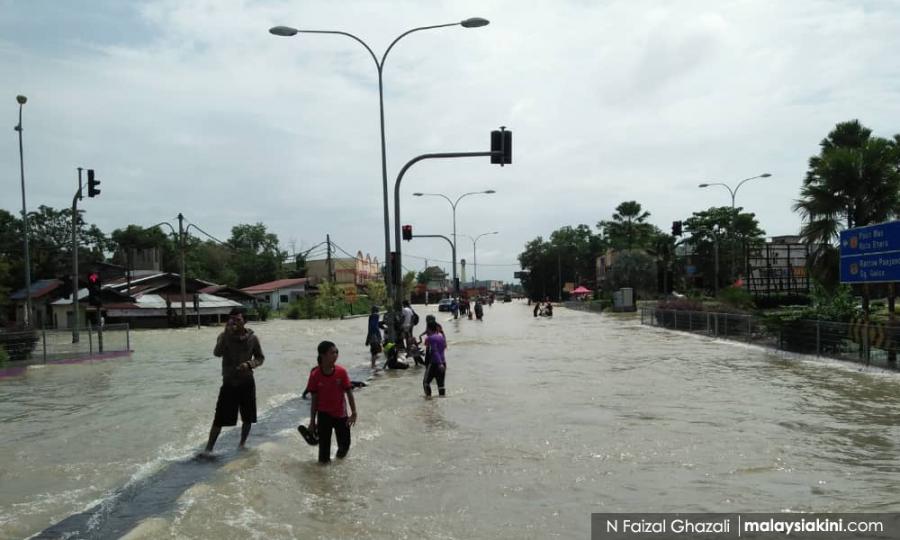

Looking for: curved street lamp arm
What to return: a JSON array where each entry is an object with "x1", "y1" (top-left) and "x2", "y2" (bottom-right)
[
  {"x1": 733, "y1": 174, "x2": 766, "y2": 199},
  {"x1": 454, "y1": 190, "x2": 490, "y2": 209},
  {"x1": 297, "y1": 30, "x2": 380, "y2": 69},
  {"x1": 382, "y1": 22, "x2": 461, "y2": 67},
  {"x1": 418, "y1": 192, "x2": 455, "y2": 208},
  {"x1": 148, "y1": 221, "x2": 177, "y2": 236}
]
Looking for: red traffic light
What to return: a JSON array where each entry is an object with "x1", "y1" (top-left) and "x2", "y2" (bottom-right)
[
  {"x1": 88, "y1": 272, "x2": 100, "y2": 283},
  {"x1": 402, "y1": 225, "x2": 413, "y2": 241}
]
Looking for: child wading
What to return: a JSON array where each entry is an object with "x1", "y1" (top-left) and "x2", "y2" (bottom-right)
[
  {"x1": 304, "y1": 341, "x2": 358, "y2": 463},
  {"x1": 422, "y1": 319, "x2": 448, "y2": 397}
]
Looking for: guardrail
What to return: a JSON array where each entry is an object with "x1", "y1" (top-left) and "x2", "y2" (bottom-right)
[
  {"x1": 1, "y1": 323, "x2": 131, "y2": 366},
  {"x1": 640, "y1": 307, "x2": 898, "y2": 370}
]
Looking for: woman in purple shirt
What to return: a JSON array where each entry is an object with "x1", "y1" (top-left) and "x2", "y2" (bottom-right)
[{"x1": 422, "y1": 318, "x2": 447, "y2": 397}]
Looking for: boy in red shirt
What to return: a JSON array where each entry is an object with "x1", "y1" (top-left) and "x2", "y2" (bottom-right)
[{"x1": 304, "y1": 340, "x2": 358, "y2": 463}]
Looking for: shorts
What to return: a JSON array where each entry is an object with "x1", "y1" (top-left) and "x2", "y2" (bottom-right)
[{"x1": 213, "y1": 377, "x2": 257, "y2": 426}]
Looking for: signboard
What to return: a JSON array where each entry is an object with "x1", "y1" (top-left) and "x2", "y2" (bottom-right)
[
  {"x1": 513, "y1": 271, "x2": 529, "y2": 279},
  {"x1": 840, "y1": 221, "x2": 900, "y2": 283},
  {"x1": 344, "y1": 288, "x2": 357, "y2": 302}
]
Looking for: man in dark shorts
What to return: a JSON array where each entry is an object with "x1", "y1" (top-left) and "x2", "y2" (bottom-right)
[{"x1": 203, "y1": 307, "x2": 264, "y2": 455}]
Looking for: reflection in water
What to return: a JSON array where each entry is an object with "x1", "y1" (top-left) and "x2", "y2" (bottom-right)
[{"x1": 2, "y1": 304, "x2": 900, "y2": 539}]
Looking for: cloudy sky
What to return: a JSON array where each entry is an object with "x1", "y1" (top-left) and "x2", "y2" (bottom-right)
[{"x1": 3, "y1": 0, "x2": 900, "y2": 282}]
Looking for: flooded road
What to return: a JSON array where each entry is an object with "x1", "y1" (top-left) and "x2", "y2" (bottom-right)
[{"x1": 3, "y1": 302, "x2": 900, "y2": 539}]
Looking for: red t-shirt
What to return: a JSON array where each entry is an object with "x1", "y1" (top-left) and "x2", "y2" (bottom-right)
[{"x1": 306, "y1": 364, "x2": 352, "y2": 418}]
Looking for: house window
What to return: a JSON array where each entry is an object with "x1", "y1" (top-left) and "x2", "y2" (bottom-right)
[{"x1": 280, "y1": 295, "x2": 289, "y2": 303}]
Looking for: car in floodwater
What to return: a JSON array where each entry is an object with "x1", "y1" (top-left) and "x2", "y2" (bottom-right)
[{"x1": 438, "y1": 298, "x2": 453, "y2": 312}]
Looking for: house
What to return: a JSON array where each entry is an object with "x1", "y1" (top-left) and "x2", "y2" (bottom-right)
[
  {"x1": 305, "y1": 251, "x2": 381, "y2": 286},
  {"x1": 9, "y1": 279, "x2": 67, "y2": 328},
  {"x1": 50, "y1": 272, "x2": 242, "y2": 329},
  {"x1": 241, "y1": 278, "x2": 311, "y2": 311},
  {"x1": 198, "y1": 285, "x2": 258, "y2": 310}
]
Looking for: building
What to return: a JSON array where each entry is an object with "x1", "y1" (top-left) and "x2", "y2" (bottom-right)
[
  {"x1": 305, "y1": 251, "x2": 381, "y2": 286},
  {"x1": 49, "y1": 271, "x2": 243, "y2": 329},
  {"x1": 9, "y1": 279, "x2": 67, "y2": 328},
  {"x1": 241, "y1": 278, "x2": 311, "y2": 311}
]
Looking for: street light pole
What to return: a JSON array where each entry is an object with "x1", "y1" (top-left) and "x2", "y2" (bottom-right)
[
  {"x1": 698, "y1": 173, "x2": 771, "y2": 284},
  {"x1": 269, "y1": 17, "x2": 489, "y2": 340},
  {"x1": 15, "y1": 95, "x2": 32, "y2": 326},
  {"x1": 462, "y1": 231, "x2": 499, "y2": 285},
  {"x1": 413, "y1": 190, "x2": 495, "y2": 295}
]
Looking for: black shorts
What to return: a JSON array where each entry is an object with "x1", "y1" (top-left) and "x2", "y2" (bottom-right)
[{"x1": 213, "y1": 377, "x2": 257, "y2": 426}]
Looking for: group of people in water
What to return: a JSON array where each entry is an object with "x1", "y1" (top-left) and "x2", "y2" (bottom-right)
[
  {"x1": 531, "y1": 297, "x2": 554, "y2": 317},
  {"x1": 447, "y1": 296, "x2": 488, "y2": 321},
  {"x1": 201, "y1": 295, "x2": 480, "y2": 464}
]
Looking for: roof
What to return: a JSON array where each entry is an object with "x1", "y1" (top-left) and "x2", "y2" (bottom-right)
[
  {"x1": 10, "y1": 279, "x2": 63, "y2": 301},
  {"x1": 241, "y1": 278, "x2": 309, "y2": 294}
]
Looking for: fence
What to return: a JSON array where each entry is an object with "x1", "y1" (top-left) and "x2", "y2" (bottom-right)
[
  {"x1": 0, "y1": 323, "x2": 131, "y2": 366},
  {"x1": 640, "y1": 307, "x2": 899, "y2": 370}
]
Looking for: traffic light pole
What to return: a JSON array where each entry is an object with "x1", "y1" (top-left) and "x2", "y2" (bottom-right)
[
  {"x1": 410, "y1": 234, "x2": 455, "y2": 293},
  {"x1": 71, "y1": 168, "x2": 83, "y2": 343},
  {"x1": 392, "y1": 148, "x2": 505, "y2": 312}
]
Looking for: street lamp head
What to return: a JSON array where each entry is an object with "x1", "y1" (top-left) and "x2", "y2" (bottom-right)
[
  {"x1": 412, "y1": 192, "x2": 424, "y2": 197},
  {"x1": 760, "y1": 173, "x2": 772, "y2": 178},
  {"x1": 484, "y1": 189, "x2": 496, "y2": 194},
  {"x1": 698, "y1": 183, "x2": 709, "y2": 188},
  {"x1": 460, "y1": 17, "x2": 490, "y2": 28},
  {"x1": 16, "y1": 95, "x2": 27, "y2": 105},
  {"x1": 269, "y1": 26, "x2": 299, "y2": 37}
]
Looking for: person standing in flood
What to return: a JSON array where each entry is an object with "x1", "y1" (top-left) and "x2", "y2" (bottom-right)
[
  {"x1": 365, "y1": 305, "x2": 384, "y2": 368},
  {"x1": 305, "y1": 341, "x2": 358, "y2": 463},
  {"x1": 203, "y1": 307, "x2": 264, "y2": 455},
  {"x1": 422, "y1": 319, "x2": 448, "y2": 398}
]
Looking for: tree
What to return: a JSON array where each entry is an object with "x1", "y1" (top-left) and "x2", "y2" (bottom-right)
[
  {"x1": 365, "y1": 280, "x2": 387, "y2": 307},
  {"x1": 598, "y1": 201, "x2": 656, "y2": 251},
  {"x1": 794, "y1": 120, "x2": 900, "y2": 290},
  {"x1": 684, "y1": 206, "x2": 765, "y2": 293},
  {"x1": 518, "y1": 225, "x2": 605, "y2": 300},
  {"x1": 227, "y1": 223, "x2": 285, "y2": 288},
  {"x1": 606, "y1": 250, "x2": 657, "y2": 296}
]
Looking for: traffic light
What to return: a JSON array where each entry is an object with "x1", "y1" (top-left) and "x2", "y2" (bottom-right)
[
  {"x1": 491, "y1": 126, "x2": 512, "y2": 166},
  {"x1": 671, "y1": 220, "x2": 683, "y2": 236},
  {"x1": 193, "y1": 293, "x2": 200, "y2": 312},
  {"x1": 87, "y1": 169, "x2": 101, "y2": 198},
  {"x1": 402, "y1": 225, "x2": 413, "y2": 241},
  {"x1": 87, "y1": 272, "x2": 102, "y2": 306}
]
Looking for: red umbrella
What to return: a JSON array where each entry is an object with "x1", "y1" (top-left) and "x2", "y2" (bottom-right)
[{"x1": 571, "y1": 286, "x2": 592, "y2": 295}]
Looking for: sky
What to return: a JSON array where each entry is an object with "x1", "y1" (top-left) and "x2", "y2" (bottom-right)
[{"x1": 3, "y1": 0, "x2": 900, "y2": 283}]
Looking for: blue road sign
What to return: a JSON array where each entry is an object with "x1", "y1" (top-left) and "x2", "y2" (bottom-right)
[
  {"x1": 840, "y1": 220, "x2": 900, "y2": 283},
  {"x1": 839, "y1": 221, "x2": 900, "y2": 256},
  {"x1": 841, "y1": 253, "x2": 900, "y2": 283}
]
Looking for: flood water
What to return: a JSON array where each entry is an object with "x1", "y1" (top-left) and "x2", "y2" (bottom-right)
[{"x1": 3, "y1": 302, "x2": 900, "y2": 539}]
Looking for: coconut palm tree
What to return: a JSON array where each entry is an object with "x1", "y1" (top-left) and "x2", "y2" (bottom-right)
[
  {"x1": 598, "y1": 201, "x2": 655, "y2": 250},
  {"x1": 794, "y1": 120, "x2": 900, "y2": 289}
]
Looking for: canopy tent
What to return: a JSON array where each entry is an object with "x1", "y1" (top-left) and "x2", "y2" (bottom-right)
[{"x1": 571, "y1": 286, "x2": 592, "y2": 295}]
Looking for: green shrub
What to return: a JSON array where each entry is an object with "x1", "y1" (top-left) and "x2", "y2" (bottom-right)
[
  {"x1": 0, "y1": 347, "x2": 8, "y2": 366},
  {"x1": 719, "y1": 286, "x2": 755, "y2": 311},
  {"x1": 255, "y1": 304, "x2": 271, "y2": 321}
]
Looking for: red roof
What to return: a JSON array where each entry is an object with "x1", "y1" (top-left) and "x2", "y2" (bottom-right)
[{"x1": 241, "y1": 278, "x2": 309, "y2": 294}]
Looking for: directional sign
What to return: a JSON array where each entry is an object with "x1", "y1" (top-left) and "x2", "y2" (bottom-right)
[
  {"x1": 839, "y1": 220, "x2": 900, "y2": 256},
  {"x1": 840, "y1": 220, "x2": 900, "y2": 283}
]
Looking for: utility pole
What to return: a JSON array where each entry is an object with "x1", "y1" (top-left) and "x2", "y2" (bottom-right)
[
  {"x1": 178, "y1": 213, "x2": 187, "y2": 326},
  {"x1": 71, "y1": 168, "x2": 83, "y2": 342},
  {"x1": 326, "y1": 234, "x2": 333, "y2": 284}
]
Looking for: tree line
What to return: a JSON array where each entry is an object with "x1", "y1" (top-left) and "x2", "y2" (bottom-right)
[
  {"x1": 518, "y1": 119, "x2": 900, "y2": 301},
  {"x1": 0, "y1": 213, "x2": 299, "y2": 314}
]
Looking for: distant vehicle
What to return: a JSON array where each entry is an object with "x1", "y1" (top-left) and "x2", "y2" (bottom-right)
[
  {"x1": 502, "y1": 294, "x2": 512, "y2": 302},
  {"x1": 438, "y1": 298, "x2": 452, "y2": 312}
]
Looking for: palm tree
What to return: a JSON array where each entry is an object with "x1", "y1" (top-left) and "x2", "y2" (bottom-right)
[
  {"x1": 598, "y1": 201, "x2": 655, "y2": 250},
  {"x1": 794, "y1": 120, "x2": 900, "y2": 289}
]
